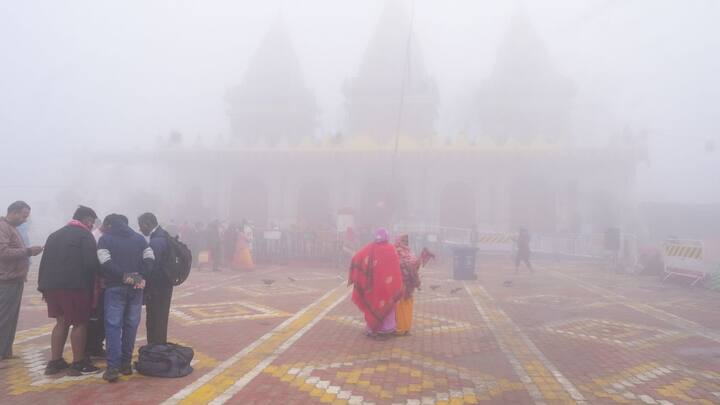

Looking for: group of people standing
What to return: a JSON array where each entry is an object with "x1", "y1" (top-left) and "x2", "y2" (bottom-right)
[
  {"x1": 180, "y1": 220, "x2": 254, "y2": 272},
  {"x1": 348, "y1": 229, "x2": 433, "y2": 339},
  {"x1": 0, "y1": 201, "x2": 175, "y2": 383}
]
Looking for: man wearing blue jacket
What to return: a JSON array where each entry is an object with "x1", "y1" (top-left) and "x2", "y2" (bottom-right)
[{"x1": 96, "y1": 214, "x2": 154, "y2": 382}]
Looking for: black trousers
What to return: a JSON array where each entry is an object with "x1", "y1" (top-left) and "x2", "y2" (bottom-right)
[
  {"x1": 515, "y1": 251, "x2": 533, "y2": 270},
  {"x1": 145, "y1": 284, "x2": 173, "y2": 344},
  {"x1": 86, "y1": 290, "x2": 105, "y2": 354}
]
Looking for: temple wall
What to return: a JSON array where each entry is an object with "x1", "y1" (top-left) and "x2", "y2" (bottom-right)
[{"x1": 130, "y1": 148, "x2": 639, "y2": 236}]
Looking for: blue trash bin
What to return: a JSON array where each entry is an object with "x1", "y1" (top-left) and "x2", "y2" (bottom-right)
[{"x1": 452, "y1": 246, "x2": 477, "y2": 280}]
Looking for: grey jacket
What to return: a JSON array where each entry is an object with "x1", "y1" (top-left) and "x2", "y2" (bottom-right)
[{"x1": 0, "y1": 217, "x2": 30, "y2": 283}]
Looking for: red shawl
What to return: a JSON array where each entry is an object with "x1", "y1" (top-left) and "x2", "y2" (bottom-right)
[
  {"x1": 348, "y1": 241, "x2": 403, "y2": 332},
  {"x1": 68, "y1": 219, "x2": 91, "y2": 232}
]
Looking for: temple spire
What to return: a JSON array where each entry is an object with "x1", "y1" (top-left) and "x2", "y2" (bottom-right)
[
  {"x1": 344, "y1": 0, "x2": 438, "y2": 143},
  {"x1": 477, "y1": 12, "x2": 574, "y2": 144},
  {"x1": 226, "y1": 16, "x2": 317, "y2": 145}
]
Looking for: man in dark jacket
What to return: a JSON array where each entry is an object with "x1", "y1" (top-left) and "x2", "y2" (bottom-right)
[
  {"x1": 97, "y1": 214, "x2": 154, "y2": 382},
  {"x1": 514, "y1": 227, "x2": 534, "y2": 274},
  {"x1": 138, "y1": 212, "x2": 173, "y2": 344},
  {"x1": 38, "y1": 206, "x2": 101, "y2": 376}
]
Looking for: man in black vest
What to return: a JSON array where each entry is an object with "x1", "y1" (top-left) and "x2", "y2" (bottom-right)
[{"x1": 138, "y1": 212, "x2": 173, "y2": 344}]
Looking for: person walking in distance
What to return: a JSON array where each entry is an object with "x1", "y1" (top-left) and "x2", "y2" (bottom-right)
[{"x1": 514, "y1": 227, "x2": 534, "y2": 274}]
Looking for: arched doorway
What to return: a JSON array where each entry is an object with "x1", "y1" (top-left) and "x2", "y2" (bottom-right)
[
  {"x1": 509, "y1": 172, "x2": 556, "y2": 233},
  {"x1": 590, "y1": 189, "x2": 619, "y2": 230},
  {"x1": 438, "y1": 182, "x2": 476, "y2": 228},
  {"x1": 297, "y1": 182, "x2": 333, "y2": 230},
  {"x1": 174, "y1": 186, "x2": 204, "y2": 222},
  {"x1": 229, "y1": 178, "x2": 268, "y2": 226},
  {"x1": 357, "y1": 180, "x2": 406, "y2": 231}
]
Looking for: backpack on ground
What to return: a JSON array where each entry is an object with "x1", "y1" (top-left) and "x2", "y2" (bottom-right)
[
  {"x1": 134, "y1": 343, "x2": 194, "y2": 378},
  {"x1": 165, "y1": 235, "x2": 192, "y2": 286}
]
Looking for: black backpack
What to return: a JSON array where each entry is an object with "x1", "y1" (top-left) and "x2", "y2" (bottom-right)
[
  {"x1": 134, "y1": 343, "x2": 194, "y2": 378},
  {"x1": 165, "y1": 235, "x2": 192, "y2": 286}
]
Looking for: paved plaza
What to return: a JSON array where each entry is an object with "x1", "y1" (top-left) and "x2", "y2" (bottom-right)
[{"x1": 2, "y1": 258, "x2": 719, "y2": 404}]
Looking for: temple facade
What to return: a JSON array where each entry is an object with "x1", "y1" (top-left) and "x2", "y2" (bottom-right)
[
  {"x1": 162, "y1": 145, "x2": 635, "y2": 233},
  {"x1": 87, "y1": 8, "x2": 640, "y2": 239}
]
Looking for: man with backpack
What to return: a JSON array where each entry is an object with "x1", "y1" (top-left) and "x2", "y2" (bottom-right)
[
  {"x1": 133, "y1": 213, "x2": 194, "y2": 380},
  {"x1": 138, "y1": 212, "x2": 174, "y2": 344}
]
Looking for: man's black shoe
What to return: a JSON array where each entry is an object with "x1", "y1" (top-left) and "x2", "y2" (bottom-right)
[
  {"x1": 120, "y1": 362, "x2": 133, "y2": 376},
  {"x1": 67, "y1": 359, "x2": 101, "y2": 376},
  {"x1": 44, "y1": 358, "x2": 70, "y2": 375},
  {"x1": 103, "y1": 368, "x2": 120, "y2": 383}
]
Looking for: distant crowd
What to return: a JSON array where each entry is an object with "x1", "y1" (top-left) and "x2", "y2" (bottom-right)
[{"x1": 169, "y1": 220, "x2": 255, "y2": 271}]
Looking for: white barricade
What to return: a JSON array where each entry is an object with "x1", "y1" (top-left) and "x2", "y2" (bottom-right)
[
  {"x1": 442, "y1": 226, "x2": 473, "y2": 245},
  {"x1": 392, "y1": 224, "x2": 472, "y2": 245},
  {"x1": 663, "y1": 239, "x2": 706, "y2": 285},
  {"x1": 476, "y1": 232, "x2": 513, "y2": 252}
]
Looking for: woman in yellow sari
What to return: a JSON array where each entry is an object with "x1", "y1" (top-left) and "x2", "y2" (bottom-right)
[
  {"x1": 232, "y1": 224, "x2": 254, "y2": 271},
  {"x1": 394, "y1": 235, "x2": 426, "y2": 335}
]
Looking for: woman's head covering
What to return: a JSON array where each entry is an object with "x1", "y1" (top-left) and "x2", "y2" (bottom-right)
[
  {"x1": 395, "y1": 234, "x2": 409, "y2": 247},
  {"x1": 374, "y1": 228, "x2": 389, "y2": 243},
  {"x1": 394, "y1": 234, "x2": 416, "y2": 266}
]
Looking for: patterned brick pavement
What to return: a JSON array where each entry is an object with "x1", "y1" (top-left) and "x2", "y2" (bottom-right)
[{"x1": 1, "y1": 258, "x2": 719, "y2": 404}]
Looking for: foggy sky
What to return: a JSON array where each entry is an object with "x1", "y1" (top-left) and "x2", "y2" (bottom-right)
[{"x1": 1, "y1": 0, "x2": 719, "y2": 204}]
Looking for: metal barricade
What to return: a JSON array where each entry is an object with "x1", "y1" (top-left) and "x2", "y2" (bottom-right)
[
  {"x1": 253, "y1": 229, "x2": 340, "y2": 264},
  {"x1": 662, "y1": 238, "x2": 706, "y2": 285}
]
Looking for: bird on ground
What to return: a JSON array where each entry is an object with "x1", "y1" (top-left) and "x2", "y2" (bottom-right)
[
  {"x1": 430, "y1": 285, "x2": 441, "y2": 291},
  {"x1": 288, "y1": 277, "x2": 296, "y2": 282},
  {"x1": 450, "y1": 287, "x2": 462, "y2": 294},
  {"x1": 262, "y1": 279, "x2": 275, "y2": 286}
]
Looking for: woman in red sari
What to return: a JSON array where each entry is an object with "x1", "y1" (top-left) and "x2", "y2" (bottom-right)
[{"x1": 348, "y1": 228, "x2": 403, "y2": 338}]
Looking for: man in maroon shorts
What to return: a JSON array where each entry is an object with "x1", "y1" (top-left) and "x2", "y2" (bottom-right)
[{"x1": 38, "y1": 206, "x2": 102, "y2": 376}]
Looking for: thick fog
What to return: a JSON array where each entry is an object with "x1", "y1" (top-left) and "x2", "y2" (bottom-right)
[{"x1": 1, "y1": 0, "x2": 719, "y2": 237}]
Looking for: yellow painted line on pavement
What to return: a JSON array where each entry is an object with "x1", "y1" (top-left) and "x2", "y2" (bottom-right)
[
  {"x1": 465, "y1": 283, "x2": 587, "y2": 404},
  {"x1": 549, "y1": 270, "x2": 720, "y2": 343},
  {"x1": 14, "y1": 323, "x2": 55, "y2": 344},
  {"x1": 162, "y1": 283, "x2": 350, "y2": 405}
]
